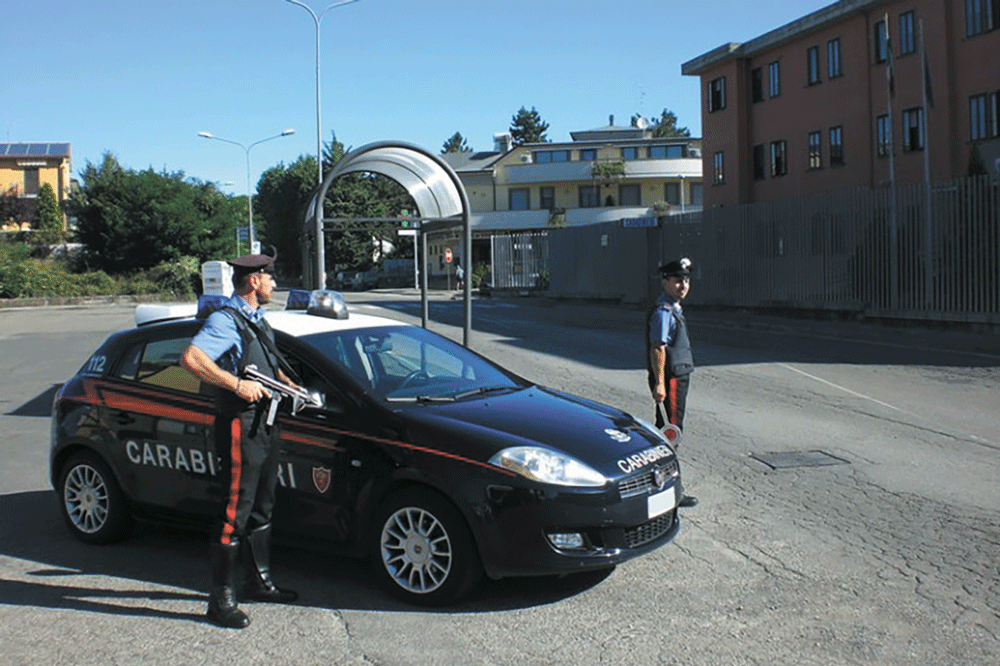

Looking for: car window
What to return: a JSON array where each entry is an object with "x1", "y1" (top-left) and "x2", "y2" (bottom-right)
[
  {"x1": 118, "y1": 337, "x2": 202, "y2": 395},
  {"x1": 299, "y1": 325, "x2": 521, "y2": 400}
]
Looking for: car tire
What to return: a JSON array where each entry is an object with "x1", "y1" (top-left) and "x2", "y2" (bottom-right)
[
  {"x1": 58, "y1": 451, "x2": 133, "y2": 544},
  {"x1": 372, "y1": 488, "x2": 483, "y2": 606}
]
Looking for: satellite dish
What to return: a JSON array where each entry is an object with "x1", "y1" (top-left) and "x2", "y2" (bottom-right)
[{"x1": 635, "y1": 116, "x2": 649, "y2": 130}]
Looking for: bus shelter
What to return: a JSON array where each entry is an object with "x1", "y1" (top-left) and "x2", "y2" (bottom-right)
[{"x1": 302, "y1": 141, "x2": 473, "y2": 346}]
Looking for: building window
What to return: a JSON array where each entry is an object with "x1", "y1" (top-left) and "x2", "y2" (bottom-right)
[
  {"x1": 768, "y1": 61, "x2": 781, "y2": 97},
  {"x1": 708, "y1": 76, "x2": 726, "y2": 112},
  {"x1": 752, "y1": 144, "x2": 766, "y2": 181},
  {"x1": 579, "y1": 185, "x2": 599, "y2": 208},
  {"x1": 807, "y1": 46, "x2": 821, "y2": 85},
  {"x1": 649, "y1": 145, "x2": 685, "y2": 159},
  {"x1": 509, "y1": 188, "x2": 529, "y2": 210},
  {"x1": 966, "y1": 0, "x2": 999, "y2": 37},
  {"x1": 620, "y1": 147, "x2": 639, "y2": 160},
  {"x1": 689, "y1": 183, "x2": 703, "y2": 206},
  {"x1": 770, "y1": 141, "x2": 787, "y2": 177},
  {"x1": 874, "y1": 20, "x2": 888, "y2": 63},
  {"x1": 751, "y1": 67, "x2": 764, "y2": 103},
  {"x1": 713, "y1": 151, "x2": 724, "y2": 184},
  {"x1": 23, "y1": 168, "x2": 40, "y2": 196},
  {"x1": 534, "y1": 149, "x2": 569, "y2": 163},
  {"x1": 827, "y1": 38, "x2": 842, "y2": 78},
  {"x1": 830, "y1": 126, "x2": 845, "y2": 166},
  {"x1": 899, "y1": 11, "x2": 916, "y2": 55},
  {"x1": 664, "y1": 182, "x2": 681, "y2": 205},
  {"x1": 902, "y1": 107, "x2": 925, "y2": 151},
  {"x1": 540, "y1": 186, "x2": 555, "y2": 210},
  {"x1": 876, "y1": 115, "x2": 891, "y2": 157},
  {"x1": 969, "y1": 92, "x2": 1000, "y2": 140},
  {"x1": 579, "y1": 148, "x2": 596, "y2": 161},
  {"x1": 619, "y1": 184, "x2": 641, "y2": 206},
  {"x1": 808, "y1": 131, "x2": 823, "y2": 169}
]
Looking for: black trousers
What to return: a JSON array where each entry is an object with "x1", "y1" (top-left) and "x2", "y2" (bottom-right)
[
  {"x1": 214, "y1": 407, "x2": 281, "y2": 546},
  {"x1": 652, "y1": 374, "x2": 690, "y2": 431}
]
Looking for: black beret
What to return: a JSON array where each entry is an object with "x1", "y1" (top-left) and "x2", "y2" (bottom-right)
[{"x1": 658, "y1": 257, "x2": 692, "y2": 278}]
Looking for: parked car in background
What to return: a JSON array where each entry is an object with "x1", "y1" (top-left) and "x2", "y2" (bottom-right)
[
  {"x1": 331, "y1": 271, "x2": 358, "y2": 291},
  {"x1": 352, "y1": 269, "x2": 379, "y2": 291}
]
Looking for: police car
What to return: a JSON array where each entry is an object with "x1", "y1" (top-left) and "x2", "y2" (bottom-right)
[{"x1": 50, "y1": 290, "x2": 684, "y2": 605}]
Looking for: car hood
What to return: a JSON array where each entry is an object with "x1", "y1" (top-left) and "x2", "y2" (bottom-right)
[{"x1": 397, "y1": 386, "x2": 671, "y2": 478}]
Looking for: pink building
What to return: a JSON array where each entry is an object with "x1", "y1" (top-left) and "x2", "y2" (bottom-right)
[{"x1": 682, "y1": 0, "x2": 1000, "y2": 208}]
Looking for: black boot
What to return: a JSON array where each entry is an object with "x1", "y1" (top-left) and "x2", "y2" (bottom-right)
[
  {"x1": 245, "y1": 524, "x2": 297, "y2": 603},
  {"x1": 207, "y1": 540, "x2": 251, "y2": 628}
]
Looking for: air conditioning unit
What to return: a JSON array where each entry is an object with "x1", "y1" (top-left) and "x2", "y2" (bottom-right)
[
  {"x1": 689, "y1": 149, "x2": 700, "y2": 157},
  {"x1": 520, "y1": 154, "x2": 533, "y2": 163}
]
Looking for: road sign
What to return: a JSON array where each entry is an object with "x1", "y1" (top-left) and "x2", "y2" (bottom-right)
[
  {"x1": 236, "y1": 226, "x2": 250, "y2": 241},
  {"x1": 445, "y1": 247, "x2": 453, "y2": 263}
]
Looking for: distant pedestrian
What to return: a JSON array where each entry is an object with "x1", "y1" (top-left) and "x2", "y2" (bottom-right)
[
  {"x1": 646, "y1": 257, "x2": 697, "y2": 507},
  {"x1": 455, "y1": 259, "x2": 464, "y2": 291}
]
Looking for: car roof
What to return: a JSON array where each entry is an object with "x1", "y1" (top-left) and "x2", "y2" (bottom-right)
[
  {"x1": 265, "y1": 310, "x2": 411, "y2": 337},
  {"x1": 134, "y1": 297, "x2": 412, "y2": 336}
]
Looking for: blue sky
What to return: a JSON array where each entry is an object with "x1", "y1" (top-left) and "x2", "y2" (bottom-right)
[{"x1": 5, "y1": 0, "x2": 833, "y2": 196}]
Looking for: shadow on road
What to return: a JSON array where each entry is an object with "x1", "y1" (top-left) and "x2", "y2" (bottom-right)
[
  {"x1": 0, "y1": 491, "x2": 612, "y2": 620},
  {"x1": 7, "y1": 384, "x2": 60, "y2": 417}
]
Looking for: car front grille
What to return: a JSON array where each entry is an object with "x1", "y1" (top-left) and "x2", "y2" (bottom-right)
[
  {"x1": 623, "y1": 511, "x2": 676, "y2": 549},
  {"x1": 618, "y1": 459, "x2": 679, "y2": 499}
]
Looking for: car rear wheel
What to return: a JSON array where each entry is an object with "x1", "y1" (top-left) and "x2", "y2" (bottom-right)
[
  {"x1": 58, "y1": 451, "x2": 132, "y2": 544},
  {"x1": 373, "y1": 488, "x2": 482, "y2": 606}
]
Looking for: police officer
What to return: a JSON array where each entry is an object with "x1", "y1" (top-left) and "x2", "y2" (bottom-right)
[
  {"x1": 647, "y1": 257, "x2": 697, "y2": 508},
  {"x1": 180, "y1": 249, "x2": 299, "y2": 628}
]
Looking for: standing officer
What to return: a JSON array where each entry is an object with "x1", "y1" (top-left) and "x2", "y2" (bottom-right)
[
  {"x1": 647, "y1": 257, "x2": 697, "y2": 508},
  {"x1": 181, "y1": 249, "x2": 299, "y2": 629}
]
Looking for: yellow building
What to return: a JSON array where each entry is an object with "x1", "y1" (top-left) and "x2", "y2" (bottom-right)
[
  {"x1": 0, "y1": 143, "x2": 72, "y2": 231},
  {"x1": 436, "y1": 120, "x2": 703, "y2": 278}
]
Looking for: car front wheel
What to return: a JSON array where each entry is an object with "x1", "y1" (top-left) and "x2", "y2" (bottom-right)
[
  {"x1": 58, "y1": 451, "x2": 132, "y2": 544},
  {"x1": 373, "y1": 488, "x2": 482, "y2": 606}
]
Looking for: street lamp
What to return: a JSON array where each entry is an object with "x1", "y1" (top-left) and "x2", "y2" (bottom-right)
[
  {"x1": 284, "y1": 0, "x2": 359, "y2": 188},
  {"x1": 198, "y1": 129, "x2": 295, "y2": 252},
  {"x1": 285, "y1": 0, "x2": 360, "y2": 287}
]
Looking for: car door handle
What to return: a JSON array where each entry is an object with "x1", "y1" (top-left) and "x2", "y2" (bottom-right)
[{"x1": 114, "y1": 411, "x2": 135, "y2": 425}]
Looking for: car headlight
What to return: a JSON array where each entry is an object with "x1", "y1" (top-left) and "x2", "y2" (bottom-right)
[{"x1": 489, "y1": 446, "x2": 607, "y2": 487}]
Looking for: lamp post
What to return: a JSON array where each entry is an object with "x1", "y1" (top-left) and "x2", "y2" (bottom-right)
[
  {"x1": 285, "y1": 0, "x2": 360, "y2": 287},
  {"x1": 198, "y1": 129, "x2": 295, "y2": 253}
]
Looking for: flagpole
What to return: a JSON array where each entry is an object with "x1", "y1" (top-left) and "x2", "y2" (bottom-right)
[
  {"x1": 919, "y1": 18, "x2": 933, "y2": 308},
  {"x1": 885, "y1": 13, "x2": 898, "y2": 310}
]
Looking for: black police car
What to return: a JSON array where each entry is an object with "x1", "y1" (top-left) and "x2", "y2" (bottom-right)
[{"x1": 50, "y1": 291, "x2": 684, "y2": 605}]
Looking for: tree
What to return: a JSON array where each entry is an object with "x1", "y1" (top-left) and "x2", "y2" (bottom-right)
[
  {"x1": 442, "y1": 132, "x2": 472, "y2": 154},
  {"x1": 509, "y1": 106, "x2": 550, "y2": 146},
  {"x1": 66, "y1": 153, "x2": 242, "y2": 273},
  {"x1": 32, "y1": 182, "x2": 64, "y2": 245},
  {"x1": 635, "y1": 109, "x2": 691, "y2": 138},
  {"x1": 255, "y1": 154, "x2": 319, "y2": 281}
]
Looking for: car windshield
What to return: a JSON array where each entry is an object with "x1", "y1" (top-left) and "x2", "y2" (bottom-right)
[{"x1": 299, "y1": 325, "x2": 524, "y2": 401}]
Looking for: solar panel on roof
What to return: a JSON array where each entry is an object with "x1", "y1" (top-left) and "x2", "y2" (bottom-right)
[
  {"x1": 28, "y1": 144, "x2": 48, "y2": 155},
  {"x1": 48, "y1": 144, "x2": 70, "y2": 156},
  {"x1": 8, "y1": 145, "x2": 28, "y2": 155}
]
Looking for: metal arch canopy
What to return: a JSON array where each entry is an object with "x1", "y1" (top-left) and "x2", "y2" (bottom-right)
[{"x1": 304, "y1": 140, "x2": 473, "y2": 345}]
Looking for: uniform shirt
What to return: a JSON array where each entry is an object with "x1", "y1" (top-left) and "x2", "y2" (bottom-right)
[
  {"x1": 189, "y1": 294, "x2": 265, "y2": 372},
  {"x1": 649, "y1": 292, "x2": 682, "y2": 347}
]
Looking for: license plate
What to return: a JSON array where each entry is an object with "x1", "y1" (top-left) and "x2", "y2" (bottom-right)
[{"x1": 647, "y1": 486, "x2": 676, "y2": 519}]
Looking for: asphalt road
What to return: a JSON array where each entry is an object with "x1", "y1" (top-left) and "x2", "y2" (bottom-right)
[{"x1": 1, "y1": 293, "x2": 998, "y2": 665}]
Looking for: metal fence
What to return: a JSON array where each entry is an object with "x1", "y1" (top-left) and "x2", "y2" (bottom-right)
[
  {"x1": 548, "y1": 175, "x2": 1000, "y2": 324},
  {"x1": 491, "y1": 232, "x2": 549, "y2": 289}
]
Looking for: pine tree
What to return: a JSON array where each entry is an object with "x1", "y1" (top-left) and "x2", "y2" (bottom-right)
[
  {"x1": 509, "y1": 106, "x2": 550, "y2": 146},
  {"x1": 32, "y1": 182, "x2": 64, "y2": 245}
]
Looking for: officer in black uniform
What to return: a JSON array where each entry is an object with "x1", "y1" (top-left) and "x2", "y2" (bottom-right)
[
  {"x1": 647, "y1": 257, "x2": 697, "y2": 508},
  {"x1": 180, "y1": 249, "x2": 300, "y2": 628}
]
